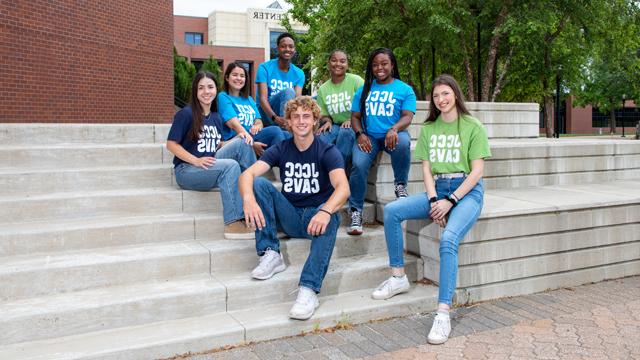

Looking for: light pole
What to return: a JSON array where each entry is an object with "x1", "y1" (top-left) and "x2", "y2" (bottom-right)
[{"x1": 622, "y1": 94, "x2": 626, "y2": 138}]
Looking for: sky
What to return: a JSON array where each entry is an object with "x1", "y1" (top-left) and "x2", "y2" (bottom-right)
[{"x1": 173, "y1": 0, "x2": 290, "y2": 16}]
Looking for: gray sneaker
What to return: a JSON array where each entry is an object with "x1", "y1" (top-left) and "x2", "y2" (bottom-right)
[
  {"x1": 347, "y1": 209, "x2": 363, "y2": 235},
  {"x1": 394, "y1": 183, "x2": 409, "y2": 198},
  {"x1": 251, "y1": 249, "x2": 286, "y2": 280}
]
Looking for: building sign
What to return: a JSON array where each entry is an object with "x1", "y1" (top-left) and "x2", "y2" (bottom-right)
[{"x1": 252, "y1": 11, "x2": 284, "y2": 21}]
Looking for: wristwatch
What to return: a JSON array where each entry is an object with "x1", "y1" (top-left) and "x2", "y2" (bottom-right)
[{"x1": 271, "y1": 114, "x2": 276, "y2": 122}]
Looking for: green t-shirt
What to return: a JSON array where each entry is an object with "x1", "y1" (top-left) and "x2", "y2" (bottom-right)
[
  {"x1": 316, "y1": 73, "x2": 364, "y2": 124},
  {"x1": 414, "y1": 114, "x2": 492, "y2": 174}
]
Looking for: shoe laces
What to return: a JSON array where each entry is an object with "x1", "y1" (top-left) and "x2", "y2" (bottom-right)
[
  {"x1": 294, "y1": 287, "x2": 316, "y2": 305},
  {"x1": 395, "y1": 183, "x2": 408, "y2": 197},
  {"x1": 259, "y1": 250, "x2": 280, "y2": 266},
  {"x1": 350, "y1": 211, "x2": 361, "y2": 227}
]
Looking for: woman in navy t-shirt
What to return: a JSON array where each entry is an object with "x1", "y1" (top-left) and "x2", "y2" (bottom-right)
[
  {"x1": 166, "y1": 71, "x2": 256, "y2": 239},
  {"x1": 218, "y1": 62, "x2": 287, "y2": 157},
  {"x1": 347, "y1": 48, "x2": 416, "y2": 236}
]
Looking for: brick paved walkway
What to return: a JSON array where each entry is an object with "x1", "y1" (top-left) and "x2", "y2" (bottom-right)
[{"x1": 180, "y1": 276, "x2": 640, "y2": 360}]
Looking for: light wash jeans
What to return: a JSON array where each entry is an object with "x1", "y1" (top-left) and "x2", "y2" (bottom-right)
[
  {"x1": 174, "y1": 138, "x2": 256, "y2": 224},
  {"x1": 259, "y1": 87, "x2": 296, "y2": 127},
  {"x1": 348, "y1": 131, "x2": 411, "y2": 211},
  {"x1": 383, "y1": 177, "x2": 484, "y2": 305},
  {"x1": 253, "y1": 177, "x2": 340, "y2": 293},
  {"x1": 253, "y1": 126, "x2": 286, "y2": 148},
  {"x1": 317, "y1": 124, "x2": 356, "y2": 164}
]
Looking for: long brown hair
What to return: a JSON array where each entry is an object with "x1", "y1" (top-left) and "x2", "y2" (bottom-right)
[
  {"x1": 189, "y1": 71, "x2": 218, "y2": 141},
  {"x1": 223, "y1": 62, "x2": 250, "y2": 98},
  {"x1": 425, "y1": 74, "x2": 470, "y2": 123}
]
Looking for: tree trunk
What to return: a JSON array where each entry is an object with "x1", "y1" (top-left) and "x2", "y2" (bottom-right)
[
  {"x1": 491, "y1": 46, "x2": 513, "y2": 102},
  {"x1": 481, "y1": 6, "x2": 508, "y2": 102},
  {"x1": 609, "y1": 107, "x2": 617, "y2": 135},
  {"x1": 544, "y1": 95, "x2": 554, "y2": 138},
  {"x1": 458, "y1": 21, "x2": 475, "y2": 101}
]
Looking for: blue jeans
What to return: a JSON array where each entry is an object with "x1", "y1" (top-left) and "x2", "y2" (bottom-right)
[
  {"x1": 174, "y1": 139, "x2": 256, "y2": 224},
  {"x1": 349, "y1": 131, "x2": 411, "y2": 211},
  {"x1": 253, "y1": 177, "x2": 340, "y2": 293},
  {"x1": 317, "y1": 125, "x2": 356, "y2": 164},
  {"x1": 259, "y1": 87, "x2": 296, "y2": 127},
  {"x1": 253, "y1": 126, "x2": 286, "y2": 148},
  {"x1": 383, "y1": 178, "x2": 484, "y2": 305}
]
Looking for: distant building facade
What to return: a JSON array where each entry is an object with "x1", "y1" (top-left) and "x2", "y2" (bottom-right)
[{"x1": 174, "y1": 1, "x2": 308, "y2": 97}]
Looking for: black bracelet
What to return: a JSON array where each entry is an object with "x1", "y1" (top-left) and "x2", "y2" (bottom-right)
[
  {"x1": 354, "y1": 130, "x2": 363, "y2": 138},
  {"x1": 318, "y1": 208, "x2": 332, "y2": 216},
  {"x1": 445, "y1": 194, "x2": 458, "y2": 207},
  {"x1": 429, "y1": 196, "x2": 437, "y2": 203}
]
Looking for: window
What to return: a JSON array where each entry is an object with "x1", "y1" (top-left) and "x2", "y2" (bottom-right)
[
  {"x1": 593, "y1": 106, "x2": 640, "y2": 128},
  {"x1": 269, "y1": 31, "x2": 285, "y2": 60},
  {"x1": 185, "y1": 32, "x2": 203, "y2": 45}
]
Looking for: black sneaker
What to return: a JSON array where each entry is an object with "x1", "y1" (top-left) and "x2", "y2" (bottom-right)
[{"x1": 394, "y1": 183, "x2": 409, "y2": 198}]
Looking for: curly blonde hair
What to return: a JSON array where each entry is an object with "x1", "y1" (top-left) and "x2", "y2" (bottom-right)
[{"x1": 284, "y1": 96, "x2": 321, "y2": 121}]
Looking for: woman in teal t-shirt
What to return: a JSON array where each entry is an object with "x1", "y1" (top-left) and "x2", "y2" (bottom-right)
[
  {"x1": 371, "y1": 75, "x2": 491, "y2": 345},
  {"x1": 315, "y1": 50, "x2": 364, "y2": 162},
  {"x1": 218, "y1": 62, "x2": 286, "y2": 157},
  {"x1": 347, "y1": 47, "x2": 416, "y2": 236}
]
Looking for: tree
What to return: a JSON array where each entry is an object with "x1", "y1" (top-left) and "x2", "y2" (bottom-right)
[
  {"x1": 174, "y1": 47, "x2": 196, "y2": 104},
  {"x1": 201, "y1": 56, "x2": 223, "y2": 86},
  {"x1": 574, "y1": 0, "x2": 640, "y2": 134}
]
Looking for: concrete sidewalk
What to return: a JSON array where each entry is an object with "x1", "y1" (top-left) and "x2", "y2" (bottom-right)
[{"x1": 176, "y1": 276, "x2": 640, "y2": 360}]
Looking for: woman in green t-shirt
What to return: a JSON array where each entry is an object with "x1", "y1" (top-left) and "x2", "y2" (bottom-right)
[
  {"x1": 315, "y1": 49, "x2": 364, "y2": 162},
  {"x1": 370, "y1": 74, "x2": 491, "y2": 345}
]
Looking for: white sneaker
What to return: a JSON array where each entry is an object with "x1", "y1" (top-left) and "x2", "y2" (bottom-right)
[
  {"x1": 251, "y1": 249, "x2": 286, "y2": 280},
  {"x1": 427, "y1": 313, "x2": 451, "y2": 344},
  {"x1": 288, "y1": 286, "x2": 319, "y2": 320},
  {"x1": 371, "y1": 275, "x2": 410, "y2": 300}
]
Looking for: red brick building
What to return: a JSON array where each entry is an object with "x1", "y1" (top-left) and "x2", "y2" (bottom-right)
[
  {"x1": 0, "y1": 1, "x2": 174, "y2": 123},
  {"x1": 173, "y1": 16, "x2": 264, "y2": 97}
]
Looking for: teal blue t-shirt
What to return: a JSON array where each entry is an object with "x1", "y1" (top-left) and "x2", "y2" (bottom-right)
[
  {"x1": 351, "y1": 79, "x2": 416, "y2": 139},
  {"x1": 255, "y1": 59, "x2": 305, "y2": 113},
  {"x1": 217, "y1": 91, "x2": 261, "y2": 140}
]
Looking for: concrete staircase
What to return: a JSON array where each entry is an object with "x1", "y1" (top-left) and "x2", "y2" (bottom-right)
[
  {"x1": 0, "y1": 124, "x2": 438, "y2": 360},
  {"x1": 372, "y1": 137, "x2": 640, "y2": 305}
]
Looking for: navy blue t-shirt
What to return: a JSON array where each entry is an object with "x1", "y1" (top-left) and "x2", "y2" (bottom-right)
[
  {"x1": 167, "y1": 106, "x2": 225, "y2": 167},
  {"x1": 260, "y1": 137, "x2": 344, "y2": 208}
]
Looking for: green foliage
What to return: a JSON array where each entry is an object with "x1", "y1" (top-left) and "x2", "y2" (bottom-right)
[
  {"x1": 285, "y1": 0, "x2": 640, "y2": 118},
  {"x1": 201, "y1": 56, "x2": 223, "y2": 87},
  {"x1": 173, "y1": 47, "x2": 196, "y2": 104}
]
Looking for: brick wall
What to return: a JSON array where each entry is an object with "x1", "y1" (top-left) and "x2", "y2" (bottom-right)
[
  {"x1": 0, "y1": 0, "x2": 174, "y2": 123},
  {"x1": 174, "y1": 15, "x2": 208, "y2": 45}
]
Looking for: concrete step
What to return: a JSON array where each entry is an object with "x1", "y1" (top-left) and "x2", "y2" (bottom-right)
[
  {"x1": 0, "y1": 213, "x2": 221, "y2": 257},
  {"x1": 410, "y1": 102, "x2": 540, "y2": 139},
  {"x1": 0, "y1": 124, "x2": 167, "y2": 145},
  {"x1": 0, "y1": 188, "x2": 220, "y2": 225},
  {"x1": 216, "y1": 252, "x2": 422, "y2": 312},
  {"x1": 0, "y1": 143, "x2": 167, "y2": 170},
  {"x1": 0, "y1": 241, "x2": 210, "y2": 301},
  {"x1": 0, "y1": 275, "x2": 226, "y2": 345},
  {"x1": 0, "y1": 285, "x2": 439, "y2": 360},
  {"x1": 204, "y1": 225, "x2": 388, "y2": 272},
  {"x1": 398, "y1": 180, "x2": 640, "y2": 303},
  {"x1": 365, "y1": 139, "x2": 640, "y2": 199},
  {"x1": 0, "y1": 165, "x2": 174, "y2": 195}
]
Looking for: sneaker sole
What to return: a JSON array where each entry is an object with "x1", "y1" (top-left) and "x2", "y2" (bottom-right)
[
  {"x1": 347, "y1": 228, "x2": 363, "y2": 236},
  {"x1": 289, "y1": 301, "x2": 319, "y2": 320},
  {"x1": 371, "y1": 285, "x2": 410, "y2": 300},
  {"x1": 251, "y1": 262, "x2": 286, "y2": 280},
  {"x1": 427, "y1": 336, "x2": 448, "y2": 345}
]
